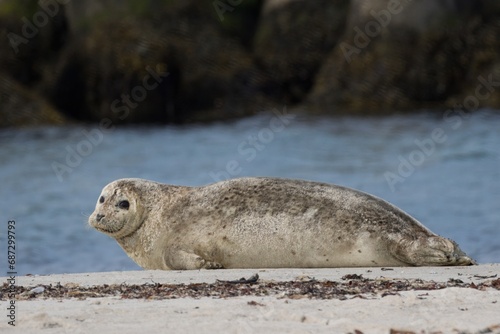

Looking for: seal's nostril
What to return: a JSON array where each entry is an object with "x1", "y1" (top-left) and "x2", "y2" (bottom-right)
[{"x1": 96, "y1": 214, "x2": 105, "y2": 222}]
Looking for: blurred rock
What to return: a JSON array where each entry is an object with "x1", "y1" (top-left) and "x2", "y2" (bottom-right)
[
  {"x1": 445, "y1": 20, "x2": 500, "y2": 110},
  {"x1": 346, "y1": 0, "x2": 476, "y2": 33},
  {"x1": 211, "y1": 0, "x2": 263, "y2": 48},
  {"x1": 481, "y1": 0, "x2": 500, "y2": 18},
  {"x1": 308, "y1": 0, "x2": 499, "y2": 114},
  {"x1": 253, "y1": 0, "x2": 349, "y2": 103},
  {"x1": 1, "y1": 0, "x2": 500, "y2": 126},
  {"x1": 0, "y1": 0, "x2": 68, "y2": 83},
  {"x1": 48, "y1": 1, "x2": 275, "y2": 124},
  {"x1": 0, "y1": 0, "x2": 68, "y2": 127},
  {"x1": 0, "y1": 73, "x2": 66, "y2": 127}
]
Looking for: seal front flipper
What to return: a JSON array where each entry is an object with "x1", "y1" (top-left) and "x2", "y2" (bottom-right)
[{"x1": 165, "y1": 249, "x2": 224, "y2": 270}]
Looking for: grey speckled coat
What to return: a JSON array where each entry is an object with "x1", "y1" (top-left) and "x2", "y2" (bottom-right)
[{"x1": 89, "y1": 177, "x2": 475, "y2": 270}]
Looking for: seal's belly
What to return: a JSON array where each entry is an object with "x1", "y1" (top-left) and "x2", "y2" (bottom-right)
[{"x1": 213, "y1": 230, "x2": 407, "y2": 268}]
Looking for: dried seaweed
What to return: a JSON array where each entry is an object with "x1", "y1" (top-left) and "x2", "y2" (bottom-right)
[{"x1": 1, "y1": 277, "x2": 499, "y2": 301}]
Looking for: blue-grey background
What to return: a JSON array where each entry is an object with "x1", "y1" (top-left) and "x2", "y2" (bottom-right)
[{"x1": 1, "y1": 109, "x2": 499, "y2": 275}]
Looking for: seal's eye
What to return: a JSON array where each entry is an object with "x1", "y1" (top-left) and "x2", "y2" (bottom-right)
[
  {"x1": 118, "y1": 200, "x2": 130, "y2": 210},
  {"x1": 99, "y1": 196, "x2": 105, "y2": 203}
]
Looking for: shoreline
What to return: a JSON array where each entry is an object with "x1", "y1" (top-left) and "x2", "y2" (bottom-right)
[
  {"x1": 1, "y1": 264, "x2": 499, "y2": 334},
  {"x1": 10, "y1": 263, "x2": 500, "y2": 287}
]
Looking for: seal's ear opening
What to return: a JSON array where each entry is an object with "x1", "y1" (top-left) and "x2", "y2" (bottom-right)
[{"x1": 118, "y1": 200, "x2": 130, "y2": 210}]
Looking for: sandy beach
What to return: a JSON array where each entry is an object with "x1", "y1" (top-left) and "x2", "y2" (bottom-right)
[{"x1": 1, "y1": 264, "x2": 499, "y2": 334}]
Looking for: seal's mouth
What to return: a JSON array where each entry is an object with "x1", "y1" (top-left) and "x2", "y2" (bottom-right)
[
  {"x1": 90, "y1": 219, "x2": 121, "y2": 235},
  {"x1": 95, "y1": 226, "x2": 123, "y2": 236},
  {"x1": 92, "y1": 224, "x2": 113, "y2": 233}
]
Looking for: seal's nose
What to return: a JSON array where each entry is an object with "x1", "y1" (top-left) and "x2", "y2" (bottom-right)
[{"x1": 96, "y1": 214, "x2": 105, "y2": 222}]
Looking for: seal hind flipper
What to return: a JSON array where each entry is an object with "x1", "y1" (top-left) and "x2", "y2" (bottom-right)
[{"x1": 390, "y1": 236, "x2": 476, "y2": 266}]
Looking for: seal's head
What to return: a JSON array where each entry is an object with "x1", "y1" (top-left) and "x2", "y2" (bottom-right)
[{"x1": 89, "y1": 179, "x2": 147, "y2": 239}]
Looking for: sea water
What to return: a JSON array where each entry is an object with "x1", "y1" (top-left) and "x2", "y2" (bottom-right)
[{"x1": 0, "y1": 109, "x2": 499, "y2": 275}]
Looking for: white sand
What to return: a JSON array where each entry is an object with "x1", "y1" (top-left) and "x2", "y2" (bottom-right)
[{"x1": 2, "y1": 264, "x2": 499, "y2": 334}]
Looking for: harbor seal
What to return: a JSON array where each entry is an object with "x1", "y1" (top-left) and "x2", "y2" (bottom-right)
[{"x1": 88, "y1": 177, "x2": 476, "y2": 269}]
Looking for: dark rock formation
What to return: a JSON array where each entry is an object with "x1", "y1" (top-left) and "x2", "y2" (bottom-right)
[
  {"x1": 308, "y1": 0, "x2": 500, "y2": 114},
  {"x1": 0, "y1": 0, "x2": 68, "y2": 127},
  {"x1": 47, "y1": 0, "x2": 275, "y2": 124},
  {"x1": 0, "y1": 73, "x2": 66, "y2": 127},
  {"x1": 253, "y1": 0, "x2": 349, "y2": 104},
  {"x1": 1, "y1": 0, "x2": 499, "y2": 127}
]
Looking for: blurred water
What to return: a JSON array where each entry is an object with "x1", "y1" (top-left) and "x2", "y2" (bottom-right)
[{"x1": 0, "y1": 109, "x2": 499, "y2": 275}]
